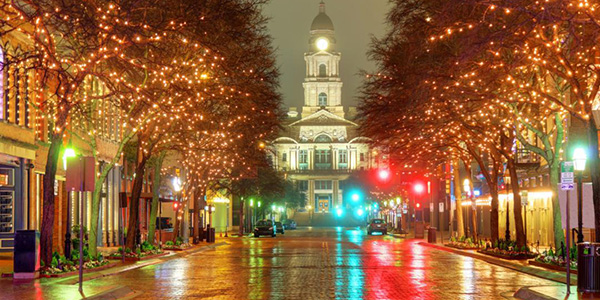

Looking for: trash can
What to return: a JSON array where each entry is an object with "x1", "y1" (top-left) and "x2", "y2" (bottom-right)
[
  {"x1": 208, "y1": 228, "x2": 216, "y2": 243},
  {"x1": 578, "y1": 242, "x2": 600, "y2": 292},
  {"x1": 14, "y1": 230, "x2": 40, "y2": 279},
  {"x1": 428, "y1": 227, "x2": 437, "y2": 243}
]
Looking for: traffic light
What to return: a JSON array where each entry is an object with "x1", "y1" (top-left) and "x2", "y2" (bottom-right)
[{"x1": 351, "y1": 193, "x2": 360, "y2": 202}]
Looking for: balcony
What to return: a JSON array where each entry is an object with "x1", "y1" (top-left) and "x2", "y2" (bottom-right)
[{"x1": 315, "y1": 163, "x2": 332, "y2": 170}]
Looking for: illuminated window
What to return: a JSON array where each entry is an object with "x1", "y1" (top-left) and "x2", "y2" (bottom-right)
[{"x1": 318, "y1": 93, "x2": 327, "y2": 106}]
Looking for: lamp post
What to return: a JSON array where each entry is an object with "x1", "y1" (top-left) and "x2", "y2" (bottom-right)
[
  {"x1": 504, "y1": 174, "x2": 511, "y2": 241},
  {"x1": 573, "y1": 147, "x2": 586, "y2": 244},
  {"x1": 463, "y1": 179, "x2": 471, "y2": 239}
]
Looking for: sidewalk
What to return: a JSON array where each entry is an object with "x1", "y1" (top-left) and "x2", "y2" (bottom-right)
[
  {"x1": 418, "y1": 241, "x2": 593, "y2": 300},
  {"x1": 0, "y1": 240, "x2": 228, "y2": 299}
]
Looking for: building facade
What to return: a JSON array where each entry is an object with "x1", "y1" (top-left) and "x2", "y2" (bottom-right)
[{"x1": 271, "y1": 2, "x2": 380, "y2": 214}]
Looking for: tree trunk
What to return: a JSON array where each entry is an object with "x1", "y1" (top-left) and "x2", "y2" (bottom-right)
[
  {"x1": 549, "y1": 161, "x2": 566, "y2": 248},
  {"x1": 193, "y1": 186, "x2": 204, "y2": 244},
  {"x1": 507, "y1": 158, "x2": 526, "y2": 247},
  {"x1": 40, "y1": 133, "x2": 63, "y2": 266},
  {"x1": 125, "y1": 150, "x2": 148, "y2": 250},
  {"x1": 148, "y1": 153, "x2": 165, "y2": 244},
  {"x1": 587, "y1": 118, "x2": 600, "y2": 242},
  {"x1": 453, "y1": 160, "x2": 465, "y2": 237},
  {"x1": 490, "y1": 185, "x2": 499, "y2": 242}
]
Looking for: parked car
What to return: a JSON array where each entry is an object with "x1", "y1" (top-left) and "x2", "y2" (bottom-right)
[
  {"x1": 367, "y1": 219, "x2": 387, "y2": 235},
  {"x1": 275, "y1": 222, "x2": 285, "y2": 234},
  {"x1": 283, "y1": 219, "x2": 297, "y2": 230},
  {"x1": 254, "y1": 219, "x2": 276, "y2": 237}
]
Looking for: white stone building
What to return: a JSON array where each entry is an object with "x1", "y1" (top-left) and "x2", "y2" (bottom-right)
[{"x1": 270, "y1": 2, "x2": 380, "y2": 214}]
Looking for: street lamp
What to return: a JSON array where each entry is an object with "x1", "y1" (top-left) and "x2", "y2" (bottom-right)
[
  {"x1": 573, "y1": 147, "x2": 587, "y2": 243},
  {"x1": 463, "y1": 179, "x2": 473, "y2": 239}
]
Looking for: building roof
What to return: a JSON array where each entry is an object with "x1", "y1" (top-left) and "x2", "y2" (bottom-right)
[{"x1": 310, "y1": 1, "x2": 334, "y2": 31}]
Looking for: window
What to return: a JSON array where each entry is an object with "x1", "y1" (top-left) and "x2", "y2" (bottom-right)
[
  {"x1": 315, "y1": 134, "x2": 332, "y2": 143},
  {"x1": 299, "y1": 180, "x2": 308, "y2": 191},
  {"x1": 360, "y1": 153, "x2": 365, "y2": 162},
  {"x1": 338, "y1": 150, "x2": 347, "y2": 163},
  {"x1": 318, "y1": 93, "x2": 327, "y2": 106},
  {"x1": 315, "y1": 180, "x2": 332, "y2": 190},
  {"x1": 282, "y1": 153, "x2": 287, "y2": 162},
  {"x1": 319, "y1": 64, "x2": 327, "y2": 77},
  {"x1": 315, "y1": 150, "x2": 331, "y2": 163},
  {"x1": 299, "y1": 150, "x2": 308, "y2": 164}
]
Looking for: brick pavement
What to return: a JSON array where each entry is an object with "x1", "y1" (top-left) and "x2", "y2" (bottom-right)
[{"x1": 68, "y1": 227, "x2": 558, "y2": 300}]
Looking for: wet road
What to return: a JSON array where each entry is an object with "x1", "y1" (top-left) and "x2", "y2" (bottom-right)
[{"x1": 83, "y1": 227, "x2": 555, "y2": 299}]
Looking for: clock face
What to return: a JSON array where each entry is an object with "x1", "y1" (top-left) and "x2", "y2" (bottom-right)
[{"x1": 316, "y1": 38, "x2": 329, "y2": 51}]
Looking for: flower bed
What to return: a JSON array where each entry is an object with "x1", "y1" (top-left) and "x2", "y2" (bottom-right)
[
  {"x1": 528, "y1": 248, "x2": 577, "y2": 272},
  {"x1": 477, "y1": 238, "x2": 537, "y2": 260},
  {"x1": 162, "y1": 239, "x2": 190, "y2": 251},
  {"x1": 108, "y1": 241, "x2": 166, "y2": 261},
  {"x1": 478, "y1": 248, "x2": 537, "y2": 260},
  {"x1": 445, "y1": 237, "x2": 482, "y2": 250},
  {"x1": 41, "y1": 260, "x2": 117, "y2": 278}
]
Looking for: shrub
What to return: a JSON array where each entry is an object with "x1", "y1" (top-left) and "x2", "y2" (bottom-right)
[
  {"x1": 165, "y1": 241, "x2": 174, "y2": 246},
  {"x1": 135, "y1": 248, "x2": 141, "y2": 255},
  {"x1": 141, "y1": 241, "x2": 155, "y2": 252},
  {"x1": 51, "y1": 256, "x2": 59, "y2": 268}
]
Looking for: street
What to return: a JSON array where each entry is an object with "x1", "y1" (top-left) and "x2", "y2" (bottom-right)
[{"x1": 61, "y1": 227, "x2": 556, "y2": 300}]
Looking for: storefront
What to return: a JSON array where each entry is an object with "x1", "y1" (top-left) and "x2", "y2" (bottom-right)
[{"x1": 0, "y1": 154, "x2": 29, "y2": 252}]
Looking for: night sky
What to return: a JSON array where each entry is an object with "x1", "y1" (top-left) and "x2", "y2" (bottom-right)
[{"x1": 264, "y1": 0, "x2": 391, "y2": 109}]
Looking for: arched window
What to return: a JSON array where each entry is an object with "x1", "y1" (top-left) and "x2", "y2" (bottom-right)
[
  {"x1": 319, "y1": 64, "x2": 327, "y2": 77},
  {"x1": 315, "y1": 134, "x2": 332, "y2": 143},
  {"x1": 318, "y1": 93, "x2": 327, "y2": 106}
]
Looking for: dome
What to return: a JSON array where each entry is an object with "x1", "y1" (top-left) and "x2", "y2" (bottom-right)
[{"x1": 310, "y1": 2, "x2": 334, "y2": 31}]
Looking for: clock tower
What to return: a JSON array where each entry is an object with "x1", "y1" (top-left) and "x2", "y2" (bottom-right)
[{"x1": 302, "y1": 1, "x2": 344, "y2": 118}]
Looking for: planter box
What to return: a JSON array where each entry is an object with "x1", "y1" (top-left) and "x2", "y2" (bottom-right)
[
  {"x1": 478, "y1": 249, "x2": 537, "y2": 260},
  {"x1": 109, "y1": 252, "x2": 167, "y2": 261},
  {"x1": 445, "y1": 243, "x2": 480, "y2": 250},
  {"x1": 528, "y1": 259, "x2": 578, "y2": 274},
  {"x1": 40, "y1": 262, "x2": 118, "y2": 278}
]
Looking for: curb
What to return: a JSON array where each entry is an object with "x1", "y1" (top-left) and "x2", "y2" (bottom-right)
[
  {"x1": 420, "y1": 242, "x2": 576, "y2": 285},
  {"x1": 85, "y1": 286, "x2": 136, "y2": 300},
  {"x1": 513, "y1": 287, "x2": 560, "y2": 300}
]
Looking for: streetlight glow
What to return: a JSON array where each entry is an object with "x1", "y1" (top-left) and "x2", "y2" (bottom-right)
[
  {"x1": 573, "y1": 147, "x2": 587, "y2": 171},
  {"x1": 414, "y1": 183, "x2": 424, "y2": 194}
]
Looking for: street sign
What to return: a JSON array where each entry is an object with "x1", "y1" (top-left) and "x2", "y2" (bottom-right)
[
  {"x1": 561, "y1": 161, "x2": 574, "y2": 184},
  {"x1": 521, "y1": 190, "x2": 528, "y2": 206},
  {"x1": 439, "y1": 202, "x2": 444, "y2": 213},
  {"x1": 561, "y1": 183, "x2": 574, "y2": 191}
]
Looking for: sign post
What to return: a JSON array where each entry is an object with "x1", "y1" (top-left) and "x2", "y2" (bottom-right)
[{"x1": 561, "y1": 161, "x2": 574, "y2": 294}]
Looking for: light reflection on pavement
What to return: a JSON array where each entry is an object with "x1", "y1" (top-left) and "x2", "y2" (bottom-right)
[{"x1": 0, "y1": 227, "x2": 561, "y2": 299}]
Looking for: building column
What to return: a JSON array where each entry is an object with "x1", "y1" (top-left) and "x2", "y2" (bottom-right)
[
  {"x1": 309, "y1": 149, "x2": 314, "y2": 170},
  {"x1": 308, "y1": 180, "x2": 315, "y2": 212},
  {"x1": 333, "y1": 180, "x2": 339, "y2": 207},
  {"x1": 333, "y1": 149, "x2": 337, "y2": 170}
]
